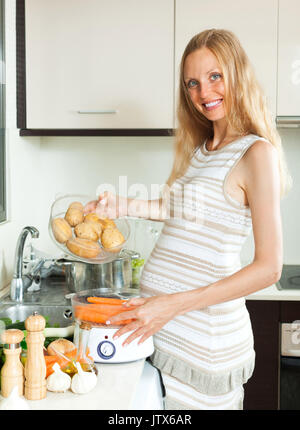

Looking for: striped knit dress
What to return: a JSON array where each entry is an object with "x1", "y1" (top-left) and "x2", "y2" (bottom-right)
[{"x1": 140, "y1": 134, "x2": 264, "y2": 410}]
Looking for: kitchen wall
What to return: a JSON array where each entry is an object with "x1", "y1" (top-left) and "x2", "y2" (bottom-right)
[
  {"x1": 0, "y1": 0, "x2": 41, "y2": 290},
  {"x1": 0, "y1": 0, "x2": 299, "y2": 292}
]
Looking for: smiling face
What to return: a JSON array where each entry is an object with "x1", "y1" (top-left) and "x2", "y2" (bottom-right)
[{"x1": 183, "y1": 47, "x2": 226, "y2": 123}]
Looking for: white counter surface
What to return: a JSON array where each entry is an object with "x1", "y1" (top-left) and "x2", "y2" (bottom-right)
[
  {"x1": 0, "y1": 359, "x2": 146, "y2": 410},
  {"x1": 246, "y1": 283, "x2": 300, "y2": 301}
]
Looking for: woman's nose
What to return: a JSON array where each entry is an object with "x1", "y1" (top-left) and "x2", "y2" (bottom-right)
[{"x1": 198, "y1": 82, "x2": 209, "y2": 99}]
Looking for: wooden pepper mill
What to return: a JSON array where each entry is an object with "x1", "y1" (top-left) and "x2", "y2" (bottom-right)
[
  {"x1": 0, "y1": 329, "x2": 24, "y2": 398},
  {"x1": 24, "y1": 312, "x2": 46, "y2": 400}
]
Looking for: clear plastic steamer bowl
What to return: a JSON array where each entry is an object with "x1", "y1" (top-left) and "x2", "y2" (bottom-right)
[
  {"x1": 49, "y1": 194, "x2": 130, "y2": 264},
  {"x1": 71, "y1": 288, "x2": 139, "y2": 328}
]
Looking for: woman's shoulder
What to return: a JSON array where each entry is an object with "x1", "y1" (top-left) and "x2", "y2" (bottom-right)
[
  {"x1": 243, "y1": 137, "x2": 278, "y2": 165},
  {"x1": 240, "y1": 137, "x2": 279, "y2": 193}
]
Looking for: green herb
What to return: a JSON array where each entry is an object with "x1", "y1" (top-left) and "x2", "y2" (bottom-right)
[
  {"x1": 131, "y1": 258, "x2": 145, "y2": 269},
  {"x1": 0, "y1": 317, "x2": 12, "y2": 326}
]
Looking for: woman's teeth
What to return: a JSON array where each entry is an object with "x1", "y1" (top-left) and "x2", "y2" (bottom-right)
[{"x1": 204, "y1": 99, "x2": 222, "y2": 109}]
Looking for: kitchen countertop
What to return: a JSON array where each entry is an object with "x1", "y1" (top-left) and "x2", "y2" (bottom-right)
[
  {"x1": 246, "y1": 283, "x2": 300, "y2": 301},
  {"x1": 0, "y1": 359, "x2": 146, "y2": 410}
]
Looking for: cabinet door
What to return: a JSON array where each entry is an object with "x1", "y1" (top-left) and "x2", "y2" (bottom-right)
[
  {"x1": 25, "y1": 0, "x2": 174, "y2": 129},
  {"x1": 277, "y1": 0, "x2": 300, "y2": 117},
  {"x1": 175, "y1": 0, "x2": 278, "y2": 117},
  {"x1": 245, "y1": 300, "x2": 280, "y2": 410}
]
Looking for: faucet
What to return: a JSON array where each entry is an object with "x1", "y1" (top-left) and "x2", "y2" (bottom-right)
[{"x1": 10, "y1": 226, "x2": 41, "y2": 302}]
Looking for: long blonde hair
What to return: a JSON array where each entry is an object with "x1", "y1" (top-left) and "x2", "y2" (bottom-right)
[{"x1": 167, "y1": 29, "x2": 291, "y2": 196}]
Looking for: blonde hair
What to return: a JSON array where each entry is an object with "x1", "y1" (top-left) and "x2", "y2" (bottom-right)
[{"x1": 167, "y1": 29, "x2": 292, "y2": 196}]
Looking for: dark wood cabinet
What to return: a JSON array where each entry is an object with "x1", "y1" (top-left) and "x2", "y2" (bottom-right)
[
  {"x1": 244, "y1": 300, "x2": 280, "y2": 410},
  {"x1": 244, "y1": 299, "x2": 300, "y2": 410}
]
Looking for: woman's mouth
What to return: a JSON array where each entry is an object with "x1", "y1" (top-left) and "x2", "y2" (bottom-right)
[{"x1": 202, "y1": 99, "x2": 223, "y2": 111}]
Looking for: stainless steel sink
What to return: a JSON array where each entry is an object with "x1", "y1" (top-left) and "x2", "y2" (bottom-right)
[
  {"x1": 0, "y1": 278, "x2": 75, "y2": 327},
  {"x1": 0, "y1": 304, "x2": 74, "y2": 327}
]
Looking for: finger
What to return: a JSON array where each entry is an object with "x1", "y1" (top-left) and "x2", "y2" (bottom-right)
[
  {"x1": 137, "y1": 330, "x2": 153, "y2": 345},
  {"x1": 98, "y1": 191, "x2": 108, "y2": 200},
  {"x1": 95, "y1": 207, "x2": 107, "y2": 218},
  {"x1": 105, "y1": 309, "x2": 137, "y2": 325},
  {"x1": 84, "y1": 200, "x2": 97, "y2": 214},
  {"x1": 122, "y1": 327, "x2": 146, "y2": 346},
  {"x1": 113, "y1": 320, "x2": 141, "y2": 340},
  {"x1": 122, "y1": 297, "x2": 146, "y2": 307},
  {"x1": 98, "y1": 196, "x2": 108, "y2": 206}
]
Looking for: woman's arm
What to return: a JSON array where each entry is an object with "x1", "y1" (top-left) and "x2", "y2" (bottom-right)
[
  {"x1": 107, "y1": 140, "x2": 283, "y2": 344},
  {"x1": 84, "y1": 192, "x2": 169, "y2": 221}
]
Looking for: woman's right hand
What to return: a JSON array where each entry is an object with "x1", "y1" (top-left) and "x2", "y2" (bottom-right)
[{"x1": 84, "y1": 191, "x2": 129, "y2": 219}]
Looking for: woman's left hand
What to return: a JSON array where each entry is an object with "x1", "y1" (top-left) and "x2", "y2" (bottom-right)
[{"x1": 107, "y1": 294, "x2": 181, "y2": 346}]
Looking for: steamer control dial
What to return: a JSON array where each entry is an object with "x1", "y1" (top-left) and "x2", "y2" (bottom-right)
[{"x1": 97, "y1": 340, "x2": 116, "y2": 360}]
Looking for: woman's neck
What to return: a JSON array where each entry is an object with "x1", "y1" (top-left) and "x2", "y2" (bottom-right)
[{"x1": 208, "y1": 119, "x2": 241, "y2": 151}]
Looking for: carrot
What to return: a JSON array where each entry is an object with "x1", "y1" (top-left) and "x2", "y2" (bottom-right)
[
  {"x1": 44, "y1": 355, "x2": 59, "y2": 377},
  {"x1": 76, "y1": 303, "x2": 136, "y2": 316},
  {"x1": 87, "y1": 296, "x2": 127, "y2": 305},
  {"x1": 44, "y1": 348, "x2": 78, "y2": 377},
  {"x1": 74, "y1": 305, "x2": 135, "y2": 325}
]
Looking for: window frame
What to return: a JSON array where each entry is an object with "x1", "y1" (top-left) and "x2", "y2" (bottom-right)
[{"x1": 0, "y1": 0, "x2": 6, "y2": 223}]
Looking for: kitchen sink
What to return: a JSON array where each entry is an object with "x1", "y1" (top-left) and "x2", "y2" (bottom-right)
[
  {"x1": 0, "y1": 303, "x2": 74, "y2": 327},
  {"x1": 0, "y1": 278, "x2": 75, "y2": 328}
]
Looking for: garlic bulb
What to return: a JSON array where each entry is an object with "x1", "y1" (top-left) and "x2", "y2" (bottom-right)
[
  {"x1": 46, "y1": 362, "x2": 71, "y2": 392},
  {"x1": 0, "y1": 386, "x2": 30, "y2": 410},
  {"x1": 71, "y1": 362, "x2": 97, "y2": 394}
]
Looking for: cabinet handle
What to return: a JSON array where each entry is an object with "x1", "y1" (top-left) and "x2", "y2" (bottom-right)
[
  {"x1": 77, "y1": 110, "x2": 118, "y2": 114},
  {"x1": 276, "y1": 116, "x2": 300, "y2": 128}
]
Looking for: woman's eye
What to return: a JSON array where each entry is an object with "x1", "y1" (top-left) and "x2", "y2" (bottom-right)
[
  {"x1": 210, "y1": 73, "x2": 222, "y2": 81},
  {"x1": 187, "y1": 79, "x2": 198, "y2": 89}
]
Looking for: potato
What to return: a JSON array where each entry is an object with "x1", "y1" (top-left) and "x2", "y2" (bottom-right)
[
  {"x1": 52, "y1": 218, "x2": 72, "y2": 244},
  {"x1": 84, "y1": 213, "x2": 101, "y2": 223},
  {"x1": 69, "y1": 201, "x2": 84, "y2": 211},
  {"x1": 65, "y1": 207, "x2": 84, "y2": 227},
  {"x1": 74, "y1": 222, "x2": 99, "y2": 242},
  {"x1": 84, "y1": 213, "x2": 103, "y2": 237},
  {"x1": 99, "y1": 218, "x2": 116, "y2": 230},
  {"x1": 66, "y1": 237, "x2": 101, "y2": 259},
  {"x1": 84, "y1": 220, "x2": 102, "y2": 238},
  {"x1": 101, "y1": 227, "x2": 125, "y2": 252}
]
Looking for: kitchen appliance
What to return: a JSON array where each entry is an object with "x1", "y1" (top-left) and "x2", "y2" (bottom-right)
[
  {"x1": 132, "y1": 359, "x2": 165, "y2": 409},
  {"x1": 57, "y1": 249, "x2": 141, "y2": 293},
  {"x1": 276, "y1": 265, "x2": 300, "y2": 290},
  {"x1": 71, "y1": 288, "x2": 154, "y2": 364},
  {"x1": 280, "y1": 322, "x2": 300, "y2": 409},
  {"x1": 49, "y1": 194, "x2": 131, "y2": 264}
]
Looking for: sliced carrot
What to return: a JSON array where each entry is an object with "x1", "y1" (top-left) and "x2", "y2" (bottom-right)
[
  {"x1": 65, "y1": 348, "x2": 78, "y2": 359},
  {"x1": 44, "y1": 347, "x2": 78, "y2": 377},
  {"x1": 44, "y1": 355, "x2": 59, "y2": 377},
  {"x1": 87, "y1": 296, "x2": 127, "y2": 305}
]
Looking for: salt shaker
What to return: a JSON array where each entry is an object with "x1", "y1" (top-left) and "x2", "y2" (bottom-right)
[
  {"x1": 0, "y1": 329, "x2": 24, "y2": 397},
  {"x1": 24, "y1": 313, "x2": 46, "y2": 400}
]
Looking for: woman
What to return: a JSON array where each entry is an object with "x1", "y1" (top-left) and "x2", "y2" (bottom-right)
[{"x1": 85, "y1": 29, "x2": 291, "y2": 410}]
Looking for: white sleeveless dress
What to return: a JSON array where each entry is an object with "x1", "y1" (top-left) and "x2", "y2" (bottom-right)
[{"x1": 139, "y1": 134, "x2": 265, "y2": 410}]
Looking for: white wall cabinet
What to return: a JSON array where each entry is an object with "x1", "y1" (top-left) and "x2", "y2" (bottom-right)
[
  {"x1": 277, "y1": 0, "x2": 300, "y2": 120},
  {"x1": 19, "y1": 0, "x2": 299, "y2": 133},
  {"x1": 175, "y1": 0, "x2": 278, "y2": 118},
  {"x1": 24, "y1": 0, "x2": 174, "y2": 130}
]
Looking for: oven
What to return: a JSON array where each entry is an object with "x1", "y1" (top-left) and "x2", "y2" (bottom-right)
[{"x1": 280, "y1": 322, "x2": 300, "y2": 410}]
